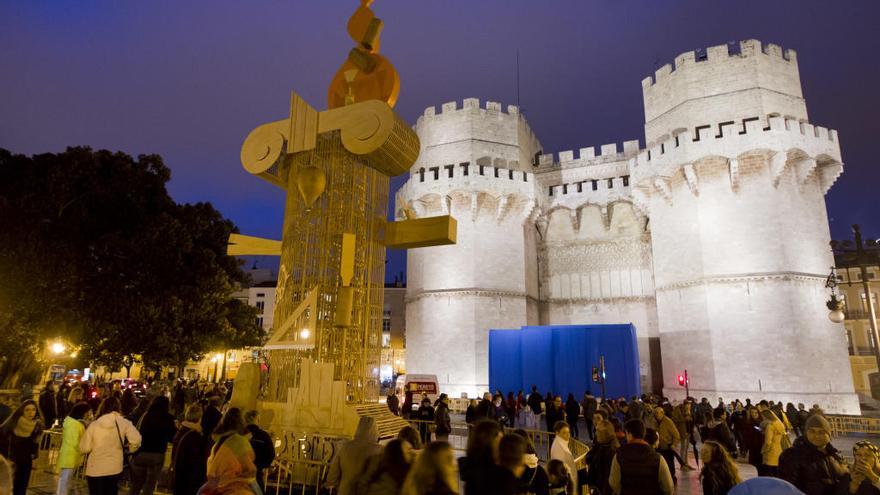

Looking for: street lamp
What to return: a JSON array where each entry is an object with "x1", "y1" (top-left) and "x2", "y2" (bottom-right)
[
  {"x1": 50, "y1": 341, "x2": 66, "y2": 355},
  {"x1": 826, "y1": 267, "x2": 846, "y2": 323},
  {"x1": 830, "y1": 224, "x2": 880, "y2": 374}
]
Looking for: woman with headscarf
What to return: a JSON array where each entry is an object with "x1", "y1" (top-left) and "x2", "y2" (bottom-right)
[
  {"x1": 327, "y1": 416, "x2": 381, "y2": 495},
  {"x1": 198, "y1": 407, "x2": 258, "y2": 495},
  {"x1": 0, "y1": 399, "x2": 44, "y2": 495},
  {"x1": 840, "y1": 440, "x2": 880, "y2": 495}
]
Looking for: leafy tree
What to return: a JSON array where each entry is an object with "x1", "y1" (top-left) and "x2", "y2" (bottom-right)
[{"x1": 0, "y1": 147, "x2": 263, "y2": 387}]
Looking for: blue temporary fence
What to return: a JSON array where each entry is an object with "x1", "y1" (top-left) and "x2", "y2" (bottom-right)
[{"x1": 488, "y1": 324, "x2": 640, "y2": 399}]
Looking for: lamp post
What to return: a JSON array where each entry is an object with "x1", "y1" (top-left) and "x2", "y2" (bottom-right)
[{"x1": 830, "y1": 224, "x2": 880, "y2": 374}]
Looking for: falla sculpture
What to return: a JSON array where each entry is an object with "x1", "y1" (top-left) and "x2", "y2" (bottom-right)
[{"x1": 227, "y1": 1, "x2": 456, "y2": 440}]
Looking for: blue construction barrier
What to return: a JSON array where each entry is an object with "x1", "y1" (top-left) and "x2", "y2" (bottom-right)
[{"x1": 489, "y1": 324, "x2": 641, "y2": 399}]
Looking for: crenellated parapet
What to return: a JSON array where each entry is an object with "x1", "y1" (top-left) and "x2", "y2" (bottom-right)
[
  {"x1": 630, "y1": 115, "x2": 843, "y2": 210},
  {"x1": 395, "y1": 154, "x2": 538, "y2": 224},
  {"x1": 414, "y1": 98, "x2": 542, "y2": 171},
  {"x1": 533, "y1": 140, "x2": 641, "y2": 170},
  {"x1": 418, "y1": 97, "x2": 522, "y2": 120},
  {"x1": 642, "y1": 39, "x2": 807, "y2": 145}
]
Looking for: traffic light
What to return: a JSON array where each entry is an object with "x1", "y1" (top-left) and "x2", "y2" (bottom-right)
[{"x1": 677, "y1": 374, "x2": 686, "y2": 387}]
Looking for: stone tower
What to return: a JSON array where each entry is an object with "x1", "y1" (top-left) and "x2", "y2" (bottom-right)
[
  {"x1": 631, "y1": 40, "x2": 857, "y2": 411},
  {"x1": 396, "y1": 99, "x2": 542, "y2": 397}
]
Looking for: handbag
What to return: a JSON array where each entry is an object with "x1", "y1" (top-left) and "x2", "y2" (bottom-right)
[
  {"x1": 780, "y1": 430, "x2": 792, "y2": 450},
  {"x1": 114, "y1": 418, "x2": 134, "y2": 478}
]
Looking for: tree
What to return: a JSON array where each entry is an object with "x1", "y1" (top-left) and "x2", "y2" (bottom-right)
[{"x1": 0, "y1": 147, "x2": 264, "y2": 388}]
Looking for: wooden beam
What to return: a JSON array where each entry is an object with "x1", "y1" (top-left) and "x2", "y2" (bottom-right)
[
  {"x1": 227, "y1": 233, "x2": 282, "y2": 256},
  {"x1": 385, "y1": 216, "x2": 457, "y2": 249}
]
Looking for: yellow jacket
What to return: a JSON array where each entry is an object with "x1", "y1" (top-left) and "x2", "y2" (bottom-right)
[
  {"x1": 762, "y1": 419, "x2": 786, "y2": 466},
  {"x1": 657, "y1": 416, "x2": 680, "y2": 450}
]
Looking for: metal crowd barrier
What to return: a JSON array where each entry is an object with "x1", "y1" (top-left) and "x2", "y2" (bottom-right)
[
  {"x1": 827, "y1": 414, "x2": 880, "y2": 437},
  {"x1": 405, "y1": 419, "x2": 589, "y2": 468},
  {"x1": 263, "y1": 458, "x2": 329, "y2": 495}
]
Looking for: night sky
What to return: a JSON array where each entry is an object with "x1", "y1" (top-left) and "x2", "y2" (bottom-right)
[{"x1": 2, "y1": 1, "x2": 878, "y2": 282}]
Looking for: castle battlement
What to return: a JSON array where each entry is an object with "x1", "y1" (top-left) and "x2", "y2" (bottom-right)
[
  {"x1": 535, "y1": 140, "x2": 642, "y2": 171},
  {"x1": 413, "y1": 98, "x2": 542, "y2": 172},
  {"x1": 631, "y1": 115, "x2": 843, "y2": 198},
  {"x1": 641, "y1": 39, "x2": 806, "y2": 142},
  {"x1": 397, "y1": 157, "x2": 536, "y2": 210},
  {"x1": 635, "y1": 116, "x2": 839, "y2": 168},
  {"x1": 641, "y1": 39, "x2": 797, "y2": 89},
  {"x1": 418, "y1": 98, "x2": 521, "y2": 120}
]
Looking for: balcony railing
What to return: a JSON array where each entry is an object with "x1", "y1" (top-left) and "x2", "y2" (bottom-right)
[{"x1": 846, "y1": 309, "x2": 874, "y2": 320}]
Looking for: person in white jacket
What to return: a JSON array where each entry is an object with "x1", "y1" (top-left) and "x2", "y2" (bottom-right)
[
  {"x1": 549, "y1": 420, "x2": 579, "y2": 489},
  {"x1": 79, "y1": 397, "x2": 141, "y2": 495}
]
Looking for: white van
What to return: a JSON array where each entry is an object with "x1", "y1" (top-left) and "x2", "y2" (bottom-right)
[{"x1": 395, "y1": 374, "x2": 440, "y2": 407}]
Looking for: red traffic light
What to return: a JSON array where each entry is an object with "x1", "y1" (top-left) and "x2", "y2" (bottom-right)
[{"x1": 677, "y1": 374, "x2": 686, "y2": 386}]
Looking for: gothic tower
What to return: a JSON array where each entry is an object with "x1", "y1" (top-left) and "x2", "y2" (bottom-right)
[
  {"x1": 396, "y1": 99, "x2": 542, "y2": 397},
  {"x1": 631, "y1": 40, "x2": 858, "y2": 412}
]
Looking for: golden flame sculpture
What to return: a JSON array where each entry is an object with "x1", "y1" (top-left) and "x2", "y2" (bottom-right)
[{"x1": 231, "y1": 2, "x2": 456, "y2": 410}]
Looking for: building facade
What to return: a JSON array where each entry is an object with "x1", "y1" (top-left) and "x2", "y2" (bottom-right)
[
  {"x1": 835, "y1": 253, "x2": 880, "y2": 398},
  {"x1": 397, "y1": 39, "x2": 860, "y2": 413}
]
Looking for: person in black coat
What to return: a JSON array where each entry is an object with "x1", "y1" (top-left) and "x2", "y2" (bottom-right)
[
  {"x1": 475, "y1": 393, "x2": 496, "y2": 421},
  {"x1": 779, "y1": 415, "x2": 848, "y2": 495},
  {"x1": 200, "y1": 395, "x2": 223, "y2": 449},
  {"x1": 130, "y1": 395, "x2": 178, "y2": 495},
  {"x1": 465, "y1": 399, "x2": 478, "y2": 425},
  {"x1": 586, "y1": 421, "x2": 618, "y2": 495},
  {"x1": 458, "y1": 420, "x2": 507, "y2": 495},
  {"x1": 38, "y1": 381, "x2": 58, "y2": 427},
  {"x1": 545, "y1": 396, "x2": 565, "y2": 435},
  {"x1": 564, "y1": 394, "x2": 581, "y2": 439},
  {"x1": 172, "y1": 404, "x2": 207, "y2": 495},
  {"x1": 0, "y1": 396, "x2": 12, "y2": 426},
  {"x1": 244, "y1": 410, "x2": 275, "y2": 491},
  {"x1": 512, "y1": 429, "x2": 549, "y2": 495},
  {"x1": 416, "y1": 397, "x2": 435, "y2": 445},
  {"x1": 701, "y1": 409, "x2": 737, "y2": 457}
]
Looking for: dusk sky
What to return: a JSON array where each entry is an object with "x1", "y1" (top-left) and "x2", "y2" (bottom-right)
[{"x1": 2, "y1": 1, "x2": 878, "y2": 282}]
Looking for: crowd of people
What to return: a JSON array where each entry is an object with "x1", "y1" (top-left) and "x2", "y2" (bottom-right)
[
  {"x1": 2, "y1": 377, "x2": 880, "y2": 495},
  {"x1": 382, "y1": 386, "x2": 880, "y2": 495},
  {"x1": 0, "y1": 377, "x2": 273, "y2": 495}
]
